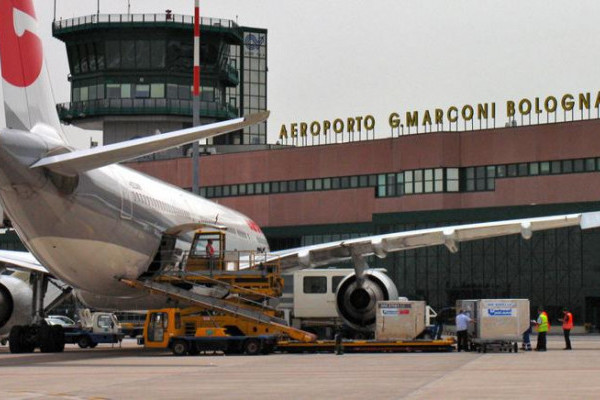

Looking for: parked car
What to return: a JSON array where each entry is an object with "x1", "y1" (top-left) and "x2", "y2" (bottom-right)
[{"x1": 45, "y1": 315, "x2": 77, "y2": 328}]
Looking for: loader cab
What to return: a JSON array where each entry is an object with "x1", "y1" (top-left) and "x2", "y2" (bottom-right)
[
  {"x1": 144, "y1": 309, "x2": 182, "y2": 349},
  {"x1": 186, "y1": 231, "x2": 226, "y2": 272}
]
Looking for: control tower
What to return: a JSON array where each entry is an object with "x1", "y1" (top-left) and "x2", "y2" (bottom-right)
[{"x1": 52, "y1": 12, "x2": 267, "y2": 153}]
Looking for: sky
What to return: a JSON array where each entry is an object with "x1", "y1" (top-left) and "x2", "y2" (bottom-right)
[{"x1": 32, "y1": 0, "x2": 600, "y2": 146}]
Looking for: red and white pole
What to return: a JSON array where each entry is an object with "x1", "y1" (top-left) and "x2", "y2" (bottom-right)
[
  {"x1": 192, "y1": 0, "x2": 201, "y2": 194},
  {"x1": 193, "y1": 0, "x2": 200, "y2": 98}
]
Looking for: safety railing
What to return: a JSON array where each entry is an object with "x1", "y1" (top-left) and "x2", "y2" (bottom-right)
[
  {"x1": 53, "y1": 13, "x2": 240, "y2": 31},
  {"x1": 57, "y1": 98, "x2": 238, "y2": 120}
]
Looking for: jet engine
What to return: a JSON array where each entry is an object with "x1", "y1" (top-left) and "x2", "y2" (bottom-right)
[
  {"x1": 335, "y1": 269, "x2": 398, "y2": 332},
  {"x1": 0, "y1": 275, "x2": 34, "y2": 337}
]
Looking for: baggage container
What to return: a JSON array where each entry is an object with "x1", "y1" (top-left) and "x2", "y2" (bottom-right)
[
  {"x1": 456, "y1": 299, "x2": 530, "y2": 353},
  {"x1": 375, "y1": 300, "x2": 426, "y2": 341},
  {"x1": 456, "y1": 299, "x2": 530, "y2": 341}
]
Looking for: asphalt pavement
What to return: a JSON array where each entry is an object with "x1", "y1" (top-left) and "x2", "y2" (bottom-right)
[{"x1": 0, "y1": 335, "x2": 598, "y2": 399}]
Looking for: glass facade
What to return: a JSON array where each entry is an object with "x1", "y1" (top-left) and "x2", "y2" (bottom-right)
[
  {"x1": 242, "y1": 29, "x2": 267, "y2": 145},
  {"x1": 374, "y1": 220, "x2": 599, "y2": 328}
]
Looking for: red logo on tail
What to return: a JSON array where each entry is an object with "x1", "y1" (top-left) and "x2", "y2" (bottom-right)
[{"x1": 0, "y1": 0, "x2": 43, "y2": 87}]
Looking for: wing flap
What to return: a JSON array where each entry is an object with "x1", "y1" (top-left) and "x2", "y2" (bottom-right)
[
  {"x1": 272, "y1": 212, "x2": 600, "y2": 270},
  {"x1": 30, "y1": 111, "x2": 269, "y2": 175}
]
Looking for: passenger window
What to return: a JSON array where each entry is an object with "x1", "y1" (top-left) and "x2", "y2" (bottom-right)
[{"x1": 303, "y1": 276, "x2": 327, "y2": 294}]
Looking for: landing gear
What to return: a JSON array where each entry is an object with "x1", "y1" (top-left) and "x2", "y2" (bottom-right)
[
  {"x1": 8, "y1": 273, "x2": 68, "y2": 354},
  {"x1": 9, "y1": 326, "x2": 33, "y2": 353},
  {"x1": 40, "y1": 324, "x2": 65, "y2": 353},
  {"x1": 9, "y1": 324, "x2": 65, "y2": 353}
]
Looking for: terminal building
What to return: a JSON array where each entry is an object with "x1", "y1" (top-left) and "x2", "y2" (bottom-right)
[
  {"x1": 4, "y1": 12, "x2": 600, "y2": 328},
  {"x1": 128, "y1": 118, "x2": 600, "y2": 326}
]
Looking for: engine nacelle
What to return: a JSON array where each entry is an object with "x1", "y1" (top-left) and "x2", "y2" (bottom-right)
[
  {"x1": 0, "y1": 275, "x2": 33, "y2": 337},
  {"x1": 335, "y1": 270, "x2": 398, "y2": 332}
]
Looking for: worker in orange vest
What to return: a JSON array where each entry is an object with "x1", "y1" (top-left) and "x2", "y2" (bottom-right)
[{"x1": 559, "y1": 307, "x2": 574, "y2": 350}]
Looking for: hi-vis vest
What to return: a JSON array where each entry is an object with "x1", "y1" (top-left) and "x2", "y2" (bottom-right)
[
  {"x1": 537, "y1": 312, "x2": 549, "y2": 333},
  {"x1": 563, "y1": 312, "x2": 573, "y2": 330}
]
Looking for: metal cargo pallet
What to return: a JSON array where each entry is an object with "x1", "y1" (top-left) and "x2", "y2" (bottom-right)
[
  {"x1": 277, "y1": 338, "x2": 455, "y2": 353},
  {"x1": 471, "y1": 338, "x2": 519, "y2": 353}
]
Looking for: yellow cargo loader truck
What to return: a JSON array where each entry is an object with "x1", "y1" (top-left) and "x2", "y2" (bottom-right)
[{"x1": 141, "y1": 308, "x2": 283, "y2": 356}]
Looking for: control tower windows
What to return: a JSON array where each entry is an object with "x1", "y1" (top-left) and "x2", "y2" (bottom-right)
[
  {"x1": 122, "y1": 41, "x2": 135, "y2": 69},
  {"x1": 107, "y1": 84, "x2": 120, "y2": 99},
  {"x1": 135, "y1": 84, "x2": 150, "y2": 98},
  {"x1": 136, "y1": 41, "x2": 150, "y2": 69},
  {"x1": 121, "y1": 84, "x2": 132, "y2": 98},
  {"x1": 167, "y1": 84, "x2": 178, "y2": 99},
  {"x1": 87, "y1": 43, "x2": 97, "y2": 71},
  {"x1": 106, "y1": 41, "x2": 120, "y2": 69},
  {"x1": 151, "y1": 41, "x2": 166, "y2": 68},
  {"x1": 151, "y1": 84, "x2": 165, "y2": 98}
]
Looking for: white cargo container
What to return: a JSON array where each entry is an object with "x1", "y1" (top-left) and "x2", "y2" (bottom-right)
[
  {"x1": 375, "y1": 300, "x2": 427, "y2": 341},
  {"x1": 456, "y1": 299, "x2": 530, "y2": 344}
]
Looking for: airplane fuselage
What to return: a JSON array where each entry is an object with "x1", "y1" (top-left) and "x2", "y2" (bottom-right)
[{"x1": 0, "y1": 127, "x2": 269, "y2": 296}]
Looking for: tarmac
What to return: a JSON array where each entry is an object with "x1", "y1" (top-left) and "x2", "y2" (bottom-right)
[{"x1": 0, "y1": 335, "x2": 598, "y2": 400}]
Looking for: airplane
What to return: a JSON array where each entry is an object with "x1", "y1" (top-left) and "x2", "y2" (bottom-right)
[{"x1": 1, "y1": 0, "x2": 600, "y2": 353}]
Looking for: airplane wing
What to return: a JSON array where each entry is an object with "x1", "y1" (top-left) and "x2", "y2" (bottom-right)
[
  {"x1": 2, "y1": 212, "x2": 600, "y2": 276},
  {"x1": 30, "y1": 111, "x2": 269, "y2": 176},
  {"x1": 0, "y1": 249, "x2": 48, "y2": 274},
  {"x1": 269, "y1": 212, "x2": 600, "y2": 271}
]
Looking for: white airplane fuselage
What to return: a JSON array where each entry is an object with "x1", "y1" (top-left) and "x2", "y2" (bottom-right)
[{"x1": 0, "y1": 127, "x2": 269, "y2": 296}]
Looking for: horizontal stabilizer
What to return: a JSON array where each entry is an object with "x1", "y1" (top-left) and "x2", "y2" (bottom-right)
[
  {"x1": 30, "y1": 111, "x2": 269, "y2": 176},
  {"x1": 0, "y1": 250, "x2": 48, "y2": 274}
]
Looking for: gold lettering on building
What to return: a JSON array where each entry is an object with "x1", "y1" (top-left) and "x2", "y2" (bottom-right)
[
  {"x1": 280, "y1": 90, "x2": 600, "y2": 140},
  {"x1": 365, "y1": 115, "x2": 375, "y2": 130}
]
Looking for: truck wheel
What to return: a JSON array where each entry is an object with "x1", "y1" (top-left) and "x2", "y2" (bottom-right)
[
  {"x1": 188, "y1": 343, "x2": 200, "y2": 356},
  {"x1": 172, "y1": 340, "x2": 189, "y2": 356},
  {"x1": 261, "y1": 342, "x2": 274, "y2": 355},
  {"x1": 78, "y1": 335, "x2": 91, "y2": 349},
  {"x1": 244, "y1": 339, "x2": 261, "y2": 356}
]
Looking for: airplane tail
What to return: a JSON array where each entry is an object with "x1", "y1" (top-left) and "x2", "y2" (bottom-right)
[{"x1": 0, "y1": 0, "x2": 65, "y2": 140}]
